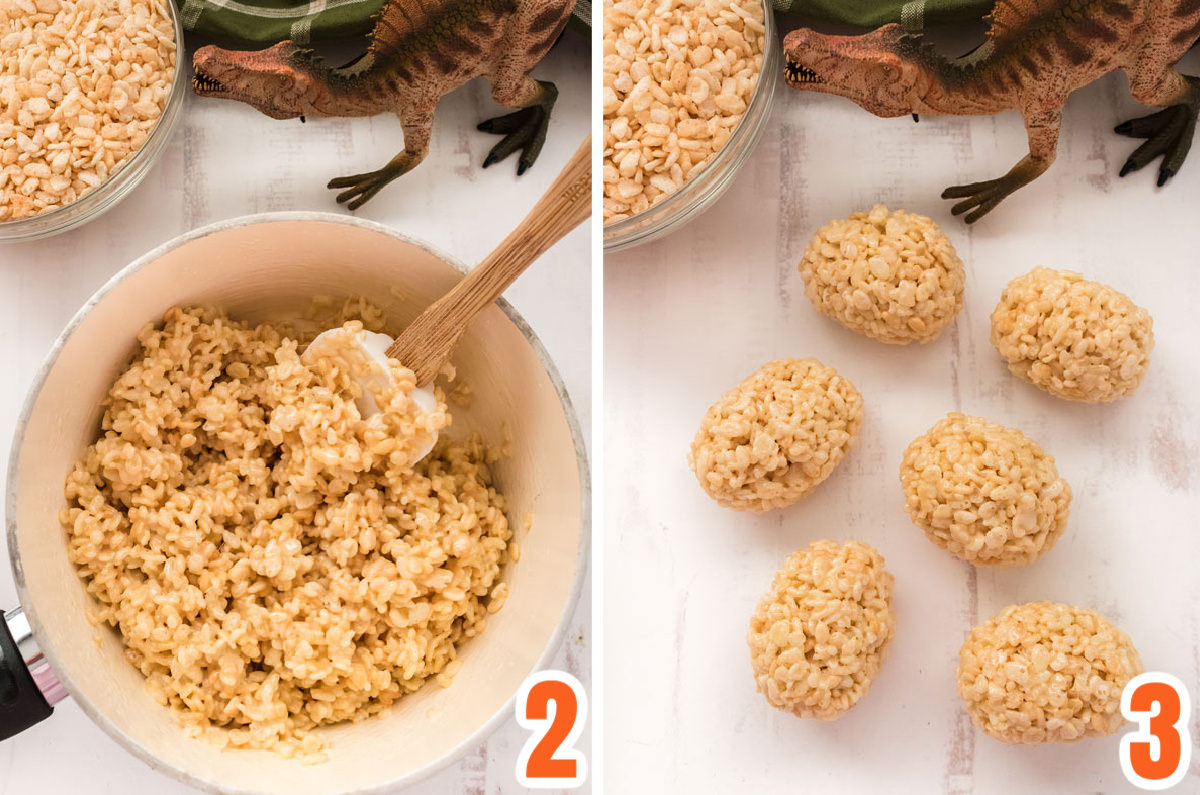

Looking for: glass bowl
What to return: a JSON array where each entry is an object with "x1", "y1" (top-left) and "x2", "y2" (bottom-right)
[
  {"x1": 603, "y1": 0, "x2": 780, "y2": 252},
  {"x1": 0, "y1": 0, "x2": 187, "y2": 243}
]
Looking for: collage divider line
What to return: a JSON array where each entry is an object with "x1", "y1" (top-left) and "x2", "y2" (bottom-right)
[{"x1": 588, "y1": 9, "x2": 605, "y2": 789}]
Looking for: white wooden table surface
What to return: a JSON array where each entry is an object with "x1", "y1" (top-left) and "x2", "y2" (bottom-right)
[
  {"x1": 0, "y1": 32, "x2": 591, "y2": 795},
  {"x1": 604, "y1": 41, "x2": 1200, "y2": 795}
]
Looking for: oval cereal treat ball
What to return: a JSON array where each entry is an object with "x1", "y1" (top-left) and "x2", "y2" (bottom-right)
[
  {"x1": 899, "y1": 413, "x2": 1071, "y2": 566},
  {"x1": 748, "y1": 540, "x2": 896, "y2": 719},
  {"x1": 799, "y1": 204, "x2": 966, "y2": 344},
  {"x1": 688, "y1": 359, "x2": 863, "y2": 511},
  {"x1": 958, "y1": 602, "x2": 1143, "y2": 744},
  {"x1": 991, "y1": 267, "x2": 1154, "y2": 402}
]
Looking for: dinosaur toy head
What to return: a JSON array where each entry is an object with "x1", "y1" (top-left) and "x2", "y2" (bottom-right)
[
  {"x1": 782, "y1": 24, "x2": 926, "y2": 118},
  {"x1": 192, "y1": 42, "x2": 320, "y2": 119}
]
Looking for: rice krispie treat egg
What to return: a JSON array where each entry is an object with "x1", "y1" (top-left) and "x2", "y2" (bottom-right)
[
  {"x1": 991, "y1": 267, "x2": 1153, "y2": 402},
  {"x1": 900, "y1": 413, "x2": 1071, "y2": 566},
  {"x1": 688, "y1": 358, "x2": 863, "y2": 511},
  {"x1": 799, "y1": 205, "x2": 965, "y2": 344},
  {"x1": 958, "y1": 602, "x2": 1143, "y2": 744},
  {"x1": 748, "y1": 540, "x2": 896, "y2": 719}
]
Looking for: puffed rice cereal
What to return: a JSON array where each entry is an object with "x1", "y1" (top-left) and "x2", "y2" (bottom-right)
[
  {"x1": 957, "y1": 602, "x2": 1143, "y2": 744},
  {"x1": 899, "y1": 413, "x2": 1071, "y2": 566},
  {"x1": 0, "y1": 0, "x2": 177, "y2": 221},
  {"x1": 602, "y1": 0, "x2": 765, "y2": 223},
  {"x1": 688, "y1": 358, "x2": 863, "y2": 511},
  {"x1": 990, "y1": 267, "x2": 1153, "y2": 402},
  {"x1": 62, "y1": 306, "x2": 513, "y2": 758},
  {"x1": 748, "y1": 540, "x2": 896, "y2": 719},
  {"x1": 799, "y1": 205, "x2": 965, "y2": 344}
]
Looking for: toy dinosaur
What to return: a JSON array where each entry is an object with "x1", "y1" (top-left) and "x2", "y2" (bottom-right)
[
  {"x1": 782, "y1": 0, "x2": 1200, "y2": 222},
  {"x1": 191, "y1": 0, "x2": 575, "y2": 209}
]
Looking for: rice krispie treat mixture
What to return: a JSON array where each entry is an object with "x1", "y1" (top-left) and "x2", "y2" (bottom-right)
[
  {"x1": 899, "y1": 413, "x2": 1071, "y2": 566},
  {"x1": 1, "y1": 0, "x2": 177, "y2": 221},
  {"x1": 748, "y1": 540, "x2": 896, "y2": 719},
  {"x1": 62, "y1": 306, "x2": 512, "y2": 758},
  {"x1": 799, "y1": 205, "x2": 965, "y2": 344},
  {"x1": 957, "y1": 602, "x2": 1143, "y2": 744},
  {"x1": 688, "y1": 358, "x2": 863, "y2": 511},
  {"x1": 991, "y1": 267, "x2": 1154, "y2": 402},
  {"x1": 602, "y1": 0, "x2": 765, "y2": 223}
]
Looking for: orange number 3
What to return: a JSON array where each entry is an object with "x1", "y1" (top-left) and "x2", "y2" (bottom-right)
[
  {"x1": 1120, "y1": 672, "x2": 1192, "y2": 791},
  {"x1": 516, "y1": 670, "x2": 588, "y2": 789}
]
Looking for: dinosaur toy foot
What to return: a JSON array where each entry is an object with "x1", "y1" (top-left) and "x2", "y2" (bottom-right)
[
  {"x1": 941, "y1": 177, "x2": 1020, "y2": 224},
  {"x1": 478, "y1": 106, "x2": 550, "y2": 175},
  {"x1": 1115, "y1": 103, "x2": 1198, "y2": 186},
  {"x1": 328, "y1": 159, "x2": 413, "y2": 210}
]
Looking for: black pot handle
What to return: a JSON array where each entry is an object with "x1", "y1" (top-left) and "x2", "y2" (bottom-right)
[{"x1": 0, "y1": 607, "x2": 54, "y2": 741}]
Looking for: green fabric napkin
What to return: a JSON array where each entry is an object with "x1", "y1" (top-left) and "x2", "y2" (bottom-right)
[
  {"x1": 773, "y1": 0, "x2": 991, "y2": 30},
  {"x1": 179, "y1": 0, "x2": 591, "y2": 45},
  {"x1": 177, "y1": 0, "x2": 982, "y2": 48}
]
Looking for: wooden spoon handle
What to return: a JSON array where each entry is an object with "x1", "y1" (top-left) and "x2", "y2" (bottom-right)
[{"x1": 388, "y1": 135, "x2": 592, "y2": 385}]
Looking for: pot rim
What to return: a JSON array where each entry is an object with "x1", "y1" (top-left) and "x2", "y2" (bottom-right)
[{"x1": 5, "y1": 211, "x2": 592, "y2": 794}]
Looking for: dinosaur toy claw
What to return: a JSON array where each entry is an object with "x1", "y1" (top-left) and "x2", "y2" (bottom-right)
[
  {"x1": 942, "y1": 180, "x2": 1009, "y2": 224},
  {"x1": 479, "y1": 108, "x2": 546, "y2": 174},
  {"x1": 1113, "y1": 110, "x2": 1174, "y2": 138},
  {"x1": 941, "y1": 147, "x2": 1052, "y2": 223},
  {"x1": 478, "y1": 80, "x2": 558, "y2": 174},
  {"x1": 329, "y1": 174, "x2": 382, "y2": 211},
  {"x1": 330, "y1": 177, "x2": 386, "y2": 210},
  {"x1": 329, "y1": 156, "x2": 417, "y2": 211},
  {"x1": 1114, "y1": 100, "x2": 1198, "y2": 187}
]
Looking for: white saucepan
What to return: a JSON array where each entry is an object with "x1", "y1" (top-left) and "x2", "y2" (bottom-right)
[{"x1": 0, "y1": 213, "x2": 589, "y2": 793}]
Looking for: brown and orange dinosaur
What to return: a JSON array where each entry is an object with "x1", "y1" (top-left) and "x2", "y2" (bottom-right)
[
  {"x1": 191, "y1": 0, "x2": 574, "y2": 209},
  {"x1": 782, "y1": 0, "x2": 1200, "y2": 222}
]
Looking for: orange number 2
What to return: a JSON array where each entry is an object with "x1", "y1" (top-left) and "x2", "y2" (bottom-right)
[
  {"x1": 1120, "y1": 672, "x2": 1191, "y2": 791},
  {"x1": 516, "y1": 670, "x2": 588, "y2": 789}
]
